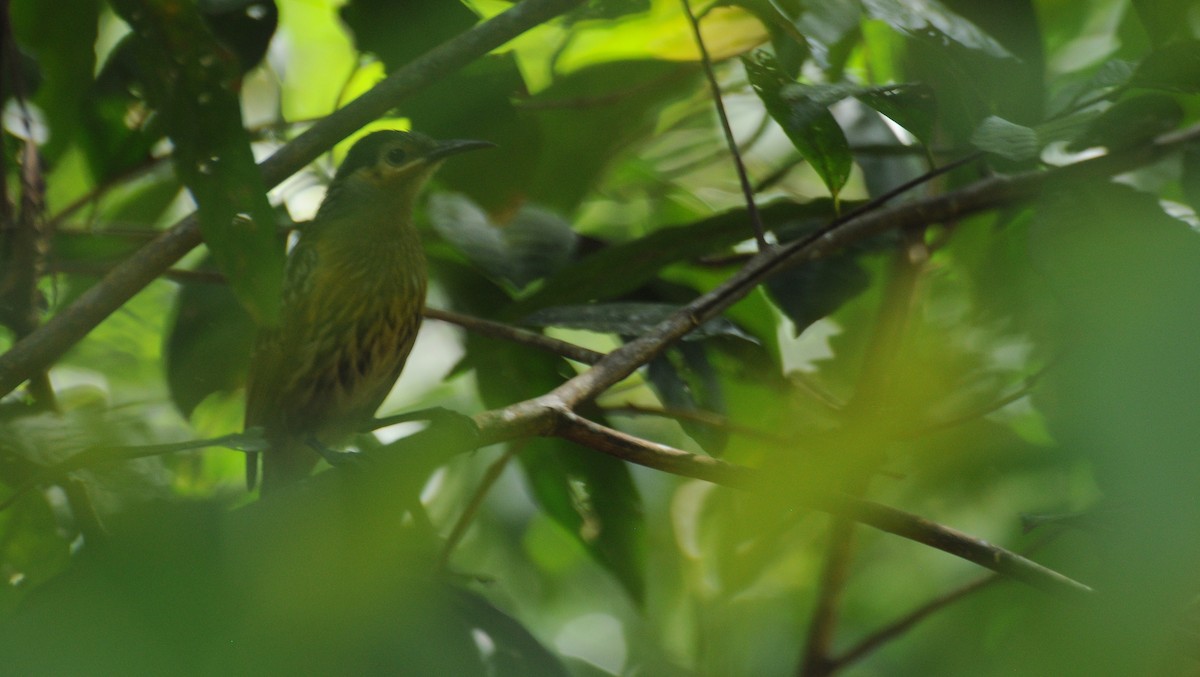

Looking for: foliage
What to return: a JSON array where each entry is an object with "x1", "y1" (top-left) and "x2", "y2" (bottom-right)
[{"x1": 1, "y1": 0, "x2": 1200, "y2": 674}]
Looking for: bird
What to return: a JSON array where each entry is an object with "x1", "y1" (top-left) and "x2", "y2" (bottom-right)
[{"x1": 244, "y1": 130, "x2": 492, "y2": 493}]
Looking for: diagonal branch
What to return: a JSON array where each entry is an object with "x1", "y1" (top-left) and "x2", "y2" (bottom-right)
[
  {"x1": 543, "y1": 124, "x2": 1200, "y2": 412},
  {"x1": 0, "y1": 0, "x2": 587, "y2": 398},
  {"x1": 546, "y1": 410, "x2": 1091, "y2": 598}
]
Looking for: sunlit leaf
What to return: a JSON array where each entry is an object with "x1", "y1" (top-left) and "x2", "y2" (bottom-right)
[{"x1": 970, "y1": 115, "x2": 1040, "y2": 161}]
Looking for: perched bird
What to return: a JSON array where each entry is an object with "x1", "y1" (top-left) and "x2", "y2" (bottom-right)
[{"x1": 244, "y1": 130, "x2": 491, "y2": 493}]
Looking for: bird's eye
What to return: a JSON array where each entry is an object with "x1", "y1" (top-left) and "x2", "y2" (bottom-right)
[{"x1": 385, "y1": 148, "x2": 408, "y2": 166}]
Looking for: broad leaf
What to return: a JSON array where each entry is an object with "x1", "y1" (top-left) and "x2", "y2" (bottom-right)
[
  {"x1": 429, "y1": 194, "x2": 577, "y2": 291},
  {"x1": 745, "y1": 53, "x2": 851, "y2": 196},
  {"x1": 108, "y1": 0, "x2": 283, "y2": 325}
]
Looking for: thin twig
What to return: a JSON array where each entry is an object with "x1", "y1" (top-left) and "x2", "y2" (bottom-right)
[
  {"x1": 545, "y1": 410, "x2": 1091, "y2": 597},
  {"x1": 829, "y1": 533, "x2": 1059, "y2": 672},
  {"x1": 424, "y1": 307, "x2": 604, "y2": 365},
  {"x1": 680, "y1": 0, "x2": 766, "y2": 250},
  {"x1": 0, "y1": 0, "x2": 589, "y2": 398},
  {"x1": 437, "y1": 444, "x2": 521, "y2": 570}
]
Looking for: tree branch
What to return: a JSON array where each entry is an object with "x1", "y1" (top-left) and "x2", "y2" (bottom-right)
[
  {"x1": 0, "y1": 0, "x2": 588, "y2": 397},
  {"x1": 543, "y1": 410, "x2": 1091, "y2": 597}
]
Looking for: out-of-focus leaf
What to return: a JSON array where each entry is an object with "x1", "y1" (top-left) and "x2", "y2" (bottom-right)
[
  {"x1": 451, "y1": 589, "x2": 570, "y2": 677},
  {"x1": 109, "y1": 0, "x2": 283, "y2": 325},
  {"x1": 512, "y1": 200, "x2": 839, "y2": 315},
  {"x1": 428, "y1": 194, "x2": 577, "y2": 291},
  {"x1": 0, "y1": 497, "x2": 71, "y2": 615},
  {"x1": 164, "y1": 258, "x2": 257, "y2": 418},
  {"x1": 745, "y1": 53, "x2": 851, "y2": 196},
  {"x1": 9, "y1": 0, "x2": 97, "y2": 162},
  {"x1": 565, "y1": 0, "x2": 650, "y2": 24},
  {"x1": 1131, "y1": 0, "x2": 1196, "y2": 47},
  {"x1": 394, "y1": 55, "x2": 537, "y2": 214},
  {"x1": 440, "y1": 262, "x2": 646, "y2": 604},
  {"x1": 794, "y1": 0, "x2": 863, "y2": 73},
  {"x1": 855, "y1": 84, "x2": 937, "y2": 144},
  {"x1": 522, "y1": 60, "x2": 701, "y2": 213},
  {"x1": 862, "y1": 0, "x2": 1012, "y2": 58},
  {"x1": 554, "y1": 3, "x2": 767, "y2": 71},
  {"x1": 1130, "y1": 40, "x2": 1200, "y2": 93},
  {"x1": 646, "y1": 341, "x2": 729, "y2": 453},
  {"x1": 1182, "y1": 148, "x2": 1200, "y2": 218},
  {"x1": 524, "y1": 302, "x2": 752, "y2": 342},
  {"x1": 198, "y1": 0, "x2": 278, "y2": 71},
  {"x1": 1066, "y1": 93, "x2": 1183, "y2": 151},
  {"x1": 970, "y1": 115, "x2": 1041, "y2": 161},
  {"x1": 765, "y1": 251, "x2": 873, "y2": 335},
  {"x1": 340, "y1": 0, "x2": 477, "y2": 70}
]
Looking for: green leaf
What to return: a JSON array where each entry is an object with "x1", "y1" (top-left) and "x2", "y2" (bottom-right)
[
  {"x1": 441, "y1": 262, "x2": 647, "y2": 603},
  {"x1": 428, "y1": 194, "x2": 578, "y2": 291},
  {"x1": 765, "y1": 251, "x2": 873, "y2": 335},
  {"x1": 109, "y1": 0, "x2": 283, "y2": 325},
  {"x1": 164, "y1": 257, "x2": 257, "y2": 418},
  {"x1": 523, "y1": 302, "x2": 753, "y2": 342},
  {"x1": 645, "y1": 342, "x2": 729, "y2": 454},
  {"x1": 970, "y1": 115, "x2": 1041, "y2": 161},
  {"x1": 854, "y1": 83, "x2": 938, "y2": 145},
  {"x1": 10, "y1": 0, "x2": 99, "y2": 162},
  {"x1": 745, "y1": 53, "x2": 852, "y2": 196},
  {"x1": 523, "y1": 60, "x2": 701, "y2": 213},
  {"x1": 512, "y1": 200, "x2": 839, "y2": 315},
  {"x1": 340, "y1": 0, "x2": 477, "y2": 69},
  {"x1": 1130, "y1": 40, "x2": 1200, "y2": 93},
  {"x1": 1066, "y1": 93, "x2": 1183, "y2": 151},
  {"x1": 862, "y1": 0, "x2": 1012, "y2": 58}
]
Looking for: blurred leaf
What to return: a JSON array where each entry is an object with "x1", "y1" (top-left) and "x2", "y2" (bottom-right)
[
  {"x1": 164, "y1": 258, "x2": 257, "y2": 418},
  {"x1": 645, "y1": 341, "x2": 729, "y2": 453},
  {"x1": 9, "y1": 0, "x2": 98, "y2": 162},
  {"x1": 451, "y1": 589, "x2": 570, "y2": 677},
  {"x1": 429, "y1": 194, "x2": 577, "y2": 290},
  {"x1": 970, "y1": 115, "x2": 1041, "y2": 161},
  {"x1": 1131, "y1": 0, "x2": 1196, "y2": 47},
  {"x1": 440, "y1": 262, "x2": 647, "y2": 603},
  {"x1": 744, "y1": 53, "x2": 851, "y2": 196},
  {"x1": 1130, "y1": 40, "x2": 1200, "y2": 93},
  {"x1": 524, "y1": 302, "x2": 752, "y2": 342},
  {"x1": 110, "y1": 0, "x2": 283, "y2": 325},
  {"x1": 396, "y1": 55, "x2": 538, "y2": 214},
  {"x1": 1183, "y1": 148, "x2": 1200, "y2": 217},
  {"x1": 197, "y1": 0, "x2": 278, "y2": 71},
  {"x1": 340, "y1": 0, "x2": 477, "y2": 69},
  {"x1": 862, "y1": 0, "x2": 1011, "y2": 58},
  {"x1": 565, "y1": 0, "x2": 651, "y2": 24},
  {"x1": 523, "y1": 60, "x2": 700, "y2": 213},
  {"x1": 512, "y1": 200, "x2": 839, "y2": 315},
  {"x1": 853, "y1": 83, "x2": 938, "y2": 145},
  {"x1": 1066, "y1": 93, "x2": 1183, "y2": 151},
  {"x1": 765, "y1": 250, "x2": 874, "y2": 335},
  {"x1": 794, "y1": 0, "x2": 863, "y2": 73}
]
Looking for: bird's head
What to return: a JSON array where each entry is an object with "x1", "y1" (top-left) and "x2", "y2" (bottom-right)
[{"x1": 320, "y1": 130, "x2": 493, "y2": 216}]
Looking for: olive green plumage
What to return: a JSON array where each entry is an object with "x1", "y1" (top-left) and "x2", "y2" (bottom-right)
[{"x1": 244, "y1": 130, "x2": 490, "y2": 493}]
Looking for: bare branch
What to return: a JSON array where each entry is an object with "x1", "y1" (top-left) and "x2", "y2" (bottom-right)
[{"x1": 0, "y1": 0, "x2": 589, "y2": 398}]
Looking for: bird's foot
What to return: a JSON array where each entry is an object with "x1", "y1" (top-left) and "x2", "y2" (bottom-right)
[
  {"x1": 370, "y1": 406, "x2": 476, "y2": 431},
  {"x1": 305, "y1": 436, "x2": 367, "y2": 468}
]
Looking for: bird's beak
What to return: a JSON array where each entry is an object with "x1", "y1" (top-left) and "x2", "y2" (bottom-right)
[{"x1": 427, "y1": 139, "x2": 496, "y2": 162}]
